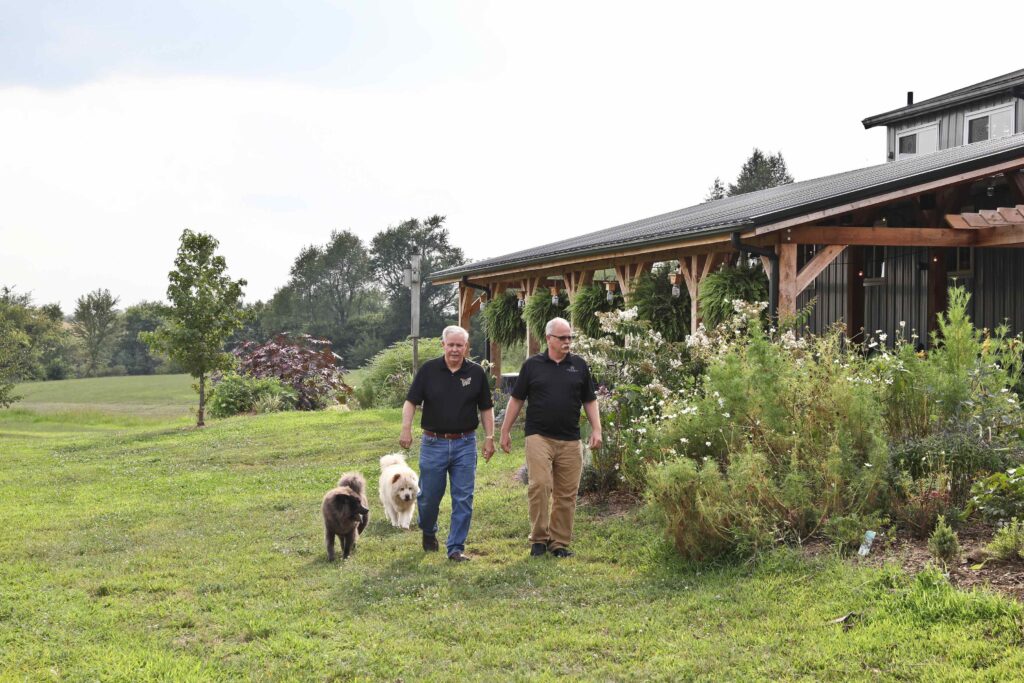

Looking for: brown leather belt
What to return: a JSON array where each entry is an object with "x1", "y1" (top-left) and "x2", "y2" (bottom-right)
[{"x1": 422, "y1": 430, "x2": 475, "y2": 439}]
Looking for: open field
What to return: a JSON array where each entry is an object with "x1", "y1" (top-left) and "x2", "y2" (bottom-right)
[
  {"x1": 2, "y1": 377, "x2": 1024, "y2": 681},
  {"x1": 13, "y1": 374, "x2": 196, "y2": 419}
]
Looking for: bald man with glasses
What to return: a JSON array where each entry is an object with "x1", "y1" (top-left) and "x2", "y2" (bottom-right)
[{"x1": 500, "y1": 317, "x2": 603, "y2": 558}]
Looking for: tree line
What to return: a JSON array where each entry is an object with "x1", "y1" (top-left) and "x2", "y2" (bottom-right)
[{"x1": 0, "y1": 214, "x2": 466, "y2": 385}]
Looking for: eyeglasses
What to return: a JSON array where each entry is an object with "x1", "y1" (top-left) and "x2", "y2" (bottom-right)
[{"x1": 547, "y1": 334, "x2": 574, "y2": 342}]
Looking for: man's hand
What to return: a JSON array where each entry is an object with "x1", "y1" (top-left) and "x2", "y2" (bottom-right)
[
  {"x1": 588, "y1": 430, "x2": 603, "y2": 450},
  {"x1": 482, "y1": 437, "x2": 496, "y2": 462},
  {"x1": 399, "y1": 426, "x2": 413, "y2": 450},
  {"x1": 500, "y1": 431, "x2": 512, "y2": 453}
]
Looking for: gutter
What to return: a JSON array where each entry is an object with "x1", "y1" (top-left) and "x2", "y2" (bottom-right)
[{"x1": 731, "y1": 232, "x2": 779, "y2": 322}]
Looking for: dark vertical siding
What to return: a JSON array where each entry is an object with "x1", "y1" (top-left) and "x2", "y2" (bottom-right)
[
  {"x1": 798, "y1": 250, "x2": 848, "y2": 335},
  {"x1": 971, "y1": 248, "x2": 1024, "y2": 334},
  {"x1": 802, "y1": 246, "x2": 1024, "y2": 345}
]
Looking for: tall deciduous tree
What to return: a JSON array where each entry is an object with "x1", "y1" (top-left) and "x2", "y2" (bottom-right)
[
  {"x1": 0, "y1": 319, "x2": 27, "y2": 408},
  {"x1": 112, "y1": 301, "x2": 171, "y2": 375},
  {"x1": 370, "y1": 215, "x2": 466, "y2": 341},
  {"x1": 142, "y1": 230, "x2": 247, "y2": 427},
  {"x1": 72, "y1": 288, "x2": 122, "y2": 377},
  {"x1": 727, "y1": 148, "x2": 794, "y2": 196}
]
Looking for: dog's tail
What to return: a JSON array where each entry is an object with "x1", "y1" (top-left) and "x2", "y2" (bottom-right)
[
  {"x1": 379, "y1": 453, "x2": 408, "y2": 470},
  {"x1": 336, "y1": 471, "x2": 366, "y2": 495}
]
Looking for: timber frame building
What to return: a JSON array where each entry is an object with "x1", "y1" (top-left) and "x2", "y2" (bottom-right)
[{"x1": 432, "y1": 69, "x2": 1024, "y2": 378}]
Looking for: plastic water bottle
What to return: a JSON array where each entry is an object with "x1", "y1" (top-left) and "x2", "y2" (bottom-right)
[{"x1": 857, "y1": 530, "x2": 876, "y2": 557}]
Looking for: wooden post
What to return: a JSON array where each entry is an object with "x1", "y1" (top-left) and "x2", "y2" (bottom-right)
[
  {"x1": 489, "y1": 340, "x2": 502, "y2": 382},
  {"x1": 777, "y1": 243, "x2": 798, "y2": 319}
]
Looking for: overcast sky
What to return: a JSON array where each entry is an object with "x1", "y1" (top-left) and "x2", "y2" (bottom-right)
[{"x1": 0, "y1": 0, "x2": 1005, "y2": 311}]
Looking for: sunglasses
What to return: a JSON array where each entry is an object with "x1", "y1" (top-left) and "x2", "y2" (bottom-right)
[{"x1": 547, "y1": 334, "x2": 574, "y2": 342}]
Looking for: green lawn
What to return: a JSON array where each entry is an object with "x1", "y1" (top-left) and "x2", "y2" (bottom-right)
[
  {"x1": 2, "y1": 377, "x2": 1023, "y2": 681},
  {"x1": 13, "y1": 374, "x2": 196, "y2": 419}
]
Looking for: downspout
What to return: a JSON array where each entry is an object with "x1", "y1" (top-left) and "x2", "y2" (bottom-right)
[
  {"x1": 731, "y1": 232, "x2": 779, "y2": 322},
  {"x1": 461, "y1": 276, "x2": 492, "y2": 363}
]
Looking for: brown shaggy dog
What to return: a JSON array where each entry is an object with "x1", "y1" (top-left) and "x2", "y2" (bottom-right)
[{"x1": 322, "y1": 472, "x2": 370, "y2": 561}]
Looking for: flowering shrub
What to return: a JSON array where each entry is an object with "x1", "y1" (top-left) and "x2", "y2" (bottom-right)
[
  {"x1": 572, "y1": 307, "x2": 700, "y2": 491},
  {"x1": 648, "y1": 306, "x2": 888, "y2": 560}
]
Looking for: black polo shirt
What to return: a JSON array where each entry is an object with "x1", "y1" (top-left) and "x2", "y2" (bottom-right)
[
  {"x1": 511, "y1": 351, "x2": 597, "y2": 441},
  {"x1": 406, "y1": 356, "x2": 493, "y2": 433}
]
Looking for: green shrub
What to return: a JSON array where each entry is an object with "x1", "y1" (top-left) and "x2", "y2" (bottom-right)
[
  {"x1": 208, "y1": 373, "x2": 296, "y2": 418},
  {"x1": 968, "y1": 468, "x2": 1024, "y2": 523},
  {"x1": 927, "y1": 515, "x2": 961, "y2": 569},
  {"x1": 698, "y1": 262, "x2": 768, "y2": 329},
  {"x1": 651, "y1": 319, "x2": 888, "y2": 560},
  {"x1": 567, "y1": 284, "x2": 621, "y2": 339},
  {"x1": 481, "y1": 290, "x2": 526, "y2": 347},
  {"x1": 888, "y1": 469, "x2": 955, "y2": 539},
  {"x1": 984, "y1": 518, "x2": 1024, "y2": 561},
  {"x1": 629, "y1": 263, "x2": 690, "y2": 342},
  {"x1": 522, "y1": 289, "x2": 568, "y2": 343},
  {"x1": 354, "y1": 337, "x2": 444, "y2": 409}
]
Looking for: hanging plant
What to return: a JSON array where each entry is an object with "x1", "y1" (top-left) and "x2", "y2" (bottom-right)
[
  {"x1": 481, "y1": 290, "x2": 526, "y2": 347},
  {"x1": 699, "y1": 261, "x2": 768, "y2": 328},
  {"x1": 522, "y1": 288, "x2": 569, "y2": 343},
  {"x1": 568, "y1": 283, "x2": 623, "y2": 338},
  {"x1": 629, "y1": 263, "x2": 690, "y2": 342}
]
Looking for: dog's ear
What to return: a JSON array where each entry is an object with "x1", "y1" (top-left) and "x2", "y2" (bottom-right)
[
  {"x1": 391, "y1": 473, "x2": 402, "y2": 484},
  {"x1": 333, "y1": 494, "x2": 355, "y2": 511}
]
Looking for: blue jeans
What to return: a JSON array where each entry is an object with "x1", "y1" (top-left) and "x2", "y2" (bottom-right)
[{"x1": 417, "y1": 434, "x2": 478, "y2": 556}]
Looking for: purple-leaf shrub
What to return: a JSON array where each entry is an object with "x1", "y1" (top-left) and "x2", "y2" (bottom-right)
[{"x1": 234, "y1": 334, "x2": 352, "y2": 410}]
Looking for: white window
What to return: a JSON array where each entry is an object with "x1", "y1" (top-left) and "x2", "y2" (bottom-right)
[
  {"x1": 964, "y1": 103, "x2": 1015, "y2": 144},
  {"x1": 896, "y1": 122, "x2": 939, "y2": 160}
]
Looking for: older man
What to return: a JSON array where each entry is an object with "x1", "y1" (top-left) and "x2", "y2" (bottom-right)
[
  {"x1": 500, "y1": 317, "x2": 602, "y2": 558},
  {"x1": 400, "y1": 325, "x2": 495, "y2": 562}
]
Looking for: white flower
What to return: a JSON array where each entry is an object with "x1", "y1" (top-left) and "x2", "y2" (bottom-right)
[
  {"x1": 722, "y1": 412, "x2": 730, "y2": 418},
  {"x1": 899, "y1": 321, "x2": 906, "y2": 328},
  {"x1": 680, "y1": 437, "x2": 689, "y2": 444},
  {"x1": 705, "y1": 441, "x2": 712, "y2": 447}
]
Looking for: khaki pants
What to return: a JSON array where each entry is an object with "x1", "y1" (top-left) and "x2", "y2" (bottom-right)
[{"x1": 525, "y1": 434, "x2": 583, "y2": 551}]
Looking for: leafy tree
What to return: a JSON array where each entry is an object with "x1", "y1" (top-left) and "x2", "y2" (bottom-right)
[
  {"x1": 0, "y1": 288, "x2": 75, "y2": 380},
  {"x1": 370, "y1": 215, "x2": 466, "y2": 341},
  {"x1": 0, "y1": 319, "x2": 27, "y2": 407},
  {"x1": 72, "y1": 289, "x2": 122, "y2": 376},
  {"x1": 142, "y1": 229, "x2": 247, "y2": 427},
  {"x1": 727, "y1": 148, "x2": 794, "y2": 196},
  {"x1": 112, "y1": 301, "x2": 170, "y2": 375},
  {"x1": 705, "y1": 177, "x2": 727, "y2": 201}
]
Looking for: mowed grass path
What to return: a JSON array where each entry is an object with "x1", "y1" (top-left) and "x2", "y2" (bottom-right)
[{"x1": 2, "y1": 379, "x2": 1024, "y2": 681}]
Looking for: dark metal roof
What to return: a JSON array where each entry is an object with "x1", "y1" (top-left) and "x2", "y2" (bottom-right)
[
  {"x1": 862, "y1": 68, "x2": 1024, "y2": 129},
  {"x1": 432, "y1": 133, "x2": 1024, "y2": 282}
]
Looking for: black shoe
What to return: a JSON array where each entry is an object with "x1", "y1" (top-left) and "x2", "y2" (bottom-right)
[
  {"x1": 448, "y1": 551, "x2": 471, "y2": 562},
  {"x1": 551, "y1": 547, "x2": 574, "y2": 558},
  {"x1": 530, "y1": 543, "x2": 548, "y2": 557},
  {"x1": 422, "y1": 534, "x2": 439, "y2": 552}
]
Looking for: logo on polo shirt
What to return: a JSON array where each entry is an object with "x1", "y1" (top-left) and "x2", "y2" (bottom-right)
[
  {"x1": 566, "y1": 366, "x2": 578, "y2": 373},
  {"x1": 461, "y1": 377, "x2": 472, "y2": 387}
]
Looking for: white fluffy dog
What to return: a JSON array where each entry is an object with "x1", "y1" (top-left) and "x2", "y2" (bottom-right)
[{"x1": 379, "y1": 453, "x2": 420, "y2": 529}]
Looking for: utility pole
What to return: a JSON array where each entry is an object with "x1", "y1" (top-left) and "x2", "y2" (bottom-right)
[{"x1": 404, "y1": 251, "x2": 422, "y2": 374}]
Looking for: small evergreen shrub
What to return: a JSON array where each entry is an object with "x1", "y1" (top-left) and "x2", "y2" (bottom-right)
[
  {"x1": 208, "y1": 373, "x2": 296, "y2": 418},
  {"x1": 984, "y1": 518, "x2": 1024, "y2": 561},
  {"x1": 927, "y1": 515, "x2": 962, "y2": 569}
]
